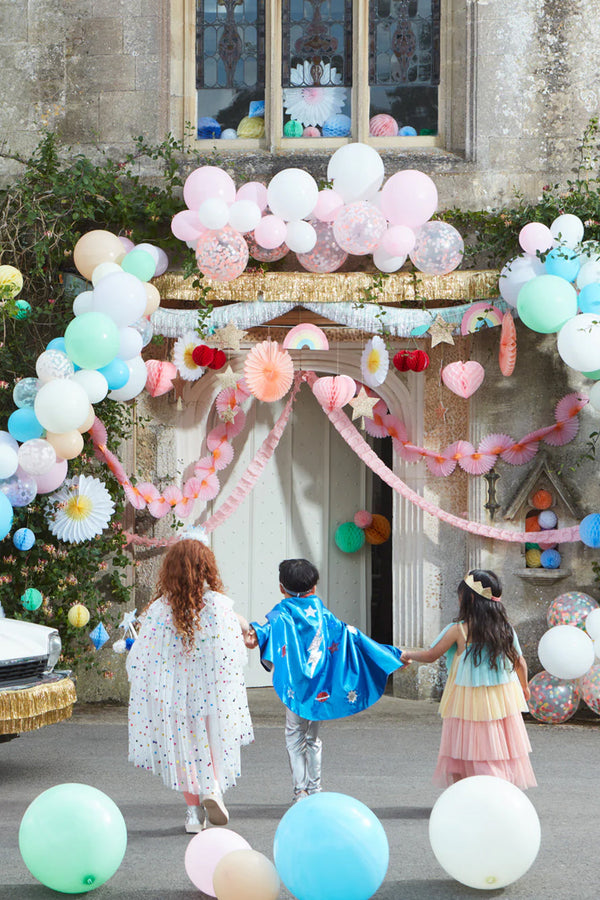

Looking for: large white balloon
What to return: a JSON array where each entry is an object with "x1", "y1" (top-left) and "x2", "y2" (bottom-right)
[
  {"x1": 373, "y1": 245, "x2": 406, "y2": 273},
  {"x1": 117, "y1": 326, "x2": 144, "y2": 361},
  {"x1": 550, "y1": 214, "x2": 584, "y2": 247},
  {"x1": 556, "y1": 313, "x2": 600, "y2": 372},
  {"x1": 326, "y1": 144, "x2": 385, "y2": 203},
  {"x1": 576, "y1": 259, "x2": 600, "y2": 290},
  {"x1": 228, "y1": 200, "x2": 262, "y2": 234},
  {"x1": 284, "y1": 220, "x2": 317, "y2": 254},
  {"x1": 498, "y1": 254, "x2": 545, "y2": 307},
  {"x1": 73, "y1": 290, "x2": 95, "y2": 316},
  {"x1": 198, "y1": 198, "x2": 230, "y2": 230},
  {"x1": 429, "y1": 776, "x2": 541, "y2": 890},
  {"x1": 538, "y1": 624, "x2": 595, "y2": 680},
  {"x1": 267, "y1": 169, "x2": 319, "y2": 221},
  {"x1": 92, "y1": 271, "x2": 147, "y2": 327},
  {"x1": 34, "y1": 379, "x2": 91, "y2": 432},
  {"x1": 70, "y1": 369, "x2": 109, "y2": 404},
  {"x1": 108, "y1": 355, "x2": 148, "y2": 401},
  {"x1": 585, "y1": 608, "x2": 600, "y2": 641}
]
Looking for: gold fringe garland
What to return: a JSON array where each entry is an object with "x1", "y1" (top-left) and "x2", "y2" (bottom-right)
[
  {"x1": 155, "y1": 270, "x2": 499, "y2": 306},
  {"x1": 0, "y1": 678, "x2": 77, "y2": 734}
]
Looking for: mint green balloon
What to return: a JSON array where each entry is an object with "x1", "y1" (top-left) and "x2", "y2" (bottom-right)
[
  {"x1": 517, "y1": 274, "x2": 578, "y2": 333},
  {"x1": 19, "y1": 783, "x2": 127, "y2": 893},
  {"x1": 583, "y1": 369, "x2": 600, "y2": 380},
  {"x1": 121, "y1": 248, "x2": 156, "y2": 282},
  {"x1": 65, "y1": 312, "x2": 120, "y2": 369}
]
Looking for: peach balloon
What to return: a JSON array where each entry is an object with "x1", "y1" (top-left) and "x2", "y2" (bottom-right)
[
  {"x1": 46, "y1": 430, "x2": 84, "y2": 460},
  {"x1": 73, "y1": 230, "x2": 127, "y2": 280},
  {"x1": 144, "y1": 282, "x2": 161, "y2": 316},
  {"x1": 77, "y1": 405, "x2": 96, "y2": 434},
  {"x1": 213, "y1": 850, "x2": 280, "y2": 900}
]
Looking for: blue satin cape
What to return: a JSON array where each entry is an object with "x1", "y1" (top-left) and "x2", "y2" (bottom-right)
[{"x1": 251, "y1": 594, "x2": 405, "y2": 721}]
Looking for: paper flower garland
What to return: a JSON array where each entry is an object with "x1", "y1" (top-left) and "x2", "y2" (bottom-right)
[
  {"x1": 173, "y1": 331, "x2": 205, "y2": 381},
  {"x1": 45, "y1": 475, "x2": 115, "y2": 543},
  {"x1": 361, "y1": 336, "x2": 389, "y2": 388},
  {"x1": 244, "y1": 340, "x2": 294, "y2": 402}
]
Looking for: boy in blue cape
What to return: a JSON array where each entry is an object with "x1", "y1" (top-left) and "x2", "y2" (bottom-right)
[{"x1": 247, "y1": 558, "x2": 405, "y2": 802}]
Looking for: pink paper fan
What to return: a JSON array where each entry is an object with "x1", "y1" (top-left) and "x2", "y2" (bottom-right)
[
  {"x1": 244, "y1": 340, "x2": 294, "y2": 402},
  {"x1": 312, "y1": 375, "x2": 356, "y2": 412},
  {"x1": 194, "y1": 456, "x2": 217, "y2": 478},
  {"x1": 216, "y1": 387, "x2": 240, "y2": 418},
  {"x1": 183, "y1": 477, "x2": 203, "y2": 500},
  {"x1": 555, "y1": 392, "x2": 588, "y2": 422},
  {"x1": 543, "y1": 418, "x2": 580, "y2": 446},
  {"x1": 163, "y1": 485, "x2": 183, "y2": 508},
  {"x1": 459, "y1": 451, "x2": 497, "y2": 475},
  {"x1": 103, "y1": 448, "x2": 127, "y2": 484},
  {"x1": 136, "y1": 482, "x2": 161, "y2": 504},
  {"x1": 175, "y1": 496, "x2": 194, "y2": 517},
  {"x1": 500, "y1": 440, "x2": 539, "y2": 465},
  {"x1": 207, "y1": 425, "x2": 229, "y2": 451},
  {"x1": 224, "y1": 408, "x2": 246, "y2": 438},
  {"x1": 211, "y1": 440, "x2": 234, "y2": 470},
  {"x1": 477, "y1": 433, "x2": 514, "y2": 457},
  {"x1": 520, "y1": 425, "x2": 557, "y2": 444},
  {"x1": 196, "y1": 472, "x2": 220, "y2": 501},
  {"x1": 425, "y1": 453, "x2": 457, "y2": 477},
  {"x1": 446, "y1": 441, "x2": 475, "y2": 462},
  {"x1": 124, "y1": 482, "x2": 147, "y2": 510},
  {"x1": 364, "y1": 399, "x2": 390, "y2": 438},
  {"x1": 382, "y1": 414, "x2": 408, "y2": 444},
  {"x1": 397, "y1": 442, "x2": 424, "y2": 463},
  {"x1": 148, "y1": 495, "x2": 171, "y2": 518},
  {"x1": 235, "y1": 378, "x2": 252, "y2": 402},
  {"x1": 90, "y1": 418, "x2": 108, "y2": 447}
]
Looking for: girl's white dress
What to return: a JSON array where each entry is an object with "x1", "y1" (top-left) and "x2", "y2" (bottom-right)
[{"x1": 127, "y1": 591, "x2": 253, "y2": 795}]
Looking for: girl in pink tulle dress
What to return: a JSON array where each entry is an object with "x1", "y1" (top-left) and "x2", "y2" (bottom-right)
[{"x1": 402, "y1": 569, "x2": 536, "y2": 789}]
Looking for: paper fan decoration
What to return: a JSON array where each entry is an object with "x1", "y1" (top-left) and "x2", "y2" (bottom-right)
[
  {"x1": 244, "y1": 340, "x2": 294, "y2": 402},
  {"x1": 424, "y1": 452, "x2": 457, "y2": 477},
  {"x1": 361, "y1": 336, "x2": 389, "y2": 389},
  {"x1": 382, "y1": 415, "x2": 408, "y2": 446},
  {"x1": 146, "y1": 359, "x2": 177, "y2": 397},
  {"x1": 364, "y1": 399, "x2": 390, "y2": 438},
  {"x1": 544, "y1": 418, "x2": 580, "y2": 446},
  {"x1": 460, "y1": 301, "x2": 504, "y2": 335},
  {"x1": 211, "y1": 440, "x2": 234, "y2": 470},
  {"x1": 477, "y1": 433, "x2": 514, "y2": 457},
  {"x1": 283, "y1": 62, "x2": 346, "y2": 127},
  {"x1": 397, "y1": 441, "x2": 423, "y2": 464},
  {"x1": 499, "y1": 311, "x2": 517, "y2": 376},
  {"x1": 500, "y1": 440, "x2": 539, "y2": 466},
  {"x1": 173, "y1": 331, "x2": 204, "y2": 381},
  {"x1": 312, "y1": 375, "x2": 356, "y2": 411},
  {"x1": 283, "y1": 323, "x2": 329, "y2": 351},
  {"x1": 46, "y1": 475, "x2": 115, "y2": 543},
  {"x1": 460, "y1": 446, "x2": 497, "y2": 475},
  {"x1": 216, "y1": 386, "x2": 241, "y2": 419}
]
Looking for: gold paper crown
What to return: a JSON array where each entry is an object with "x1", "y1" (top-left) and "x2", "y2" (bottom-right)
[{"x1": 463, "y1": 573, "x2": 493, "y2": 600}]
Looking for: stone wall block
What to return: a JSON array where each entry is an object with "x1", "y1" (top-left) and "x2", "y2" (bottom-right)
[
  {"x1": 67, "y1": 54, "x2": 136, "y2": 93},
  {"x1": 58, "y1": 95, "x2": 100, "y2": 142},
  {"x1": 123, "y1": 15, "x2": 160, "y2": 59},
  {"x1": 98, "y1": 89, "x2": 162, "y2": 142},
  {"x1": 66, "y1": 18, "x2": 123, "y2": 57}
]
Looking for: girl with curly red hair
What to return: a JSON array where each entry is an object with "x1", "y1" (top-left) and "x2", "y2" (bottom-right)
[{"x1": 127, "y1": 537, "x2": 254, "y2": 833}]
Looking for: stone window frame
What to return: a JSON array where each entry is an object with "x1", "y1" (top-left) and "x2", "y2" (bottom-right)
[{"x1": 170, "y1": 0, "x2": 477, "y2": 159}]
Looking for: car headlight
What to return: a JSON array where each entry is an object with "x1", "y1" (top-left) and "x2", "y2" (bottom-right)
[{"x1": 45, "y1": 632, "x2": 62, "y2": 673}]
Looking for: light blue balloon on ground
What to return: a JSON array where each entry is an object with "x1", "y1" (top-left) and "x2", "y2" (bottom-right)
[
  {"x1": 0, "y1": 492, "x2": 13, "y2": 540},
  {"x1": 273, "y1": 792, "x2": 389, "y2": 900},
  {"x1": 13, "y1": 526, "x2": 35, "y2": 551},
  {"x1": 7, "y1": 407, "x2": 44, "y2": 442},
  {"x1": 578, "y1": 282, "x2": 600, "y2": 314},
  {"x1": 544, "y1": 247, "x2": 580, "y2": 282},
  {"x1": 19, "y1": 783, "x2": 127, "y2": 894},
  {"x1": 580, "y1": 513, "x2": 600, "y2": 548},
  {"x1": 517, "y1": 274, "x2": 578, "y2": 333}
]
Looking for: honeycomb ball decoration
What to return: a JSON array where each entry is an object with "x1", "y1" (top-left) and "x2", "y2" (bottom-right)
[
  {"x1": 335, "y1": 522, "x2": 366, "y2": 553},
  {"x1": 525, "y1": 548, "x2": 542, "y2": 568},
  {"x1": 221, "y1": 128, "x2": 238, "y2": 140},
  {"x1": 303, "y1": 126, "x2": 321, "y2": 137},
  {"x1": 22, "y1": 588, "x2": 43, "y2": 611},
  {"x1": 531, "y1": 489, "x2": 553, "y2": 510},
  {"x1": 540, "y1": 548, "x2": 561, "y2": 569},
  {"x1": 580, "y1": 513, "x2": 600, "y2": 548},
  {"x1": 527, "y1": 671, "x2": 579, "y2": 723},
  {"x1": 579, "y1": 663, "x2": 600, "y2": 715},
  {"x1": 547, "y1": 591, "x2": 599, "y2": 629},
  {"x1": 538, "y1": 509, "x2": 557, "y2": 529},
  {"x1": 323, "y1": 114, "x2": 351, "y2": 137},
  {"x1": 283, "y1": 119, "x2": 303, "y2": 138},
  {"x1": 364, "y1": 514, "x2": 391, "y2": 545},
  {"x1": 13, "y1": 527, "x2": 36, "y2": 551},
  {"x1": 369, "y1": 114, "x2": 398, "y2": 137},
  {"x1": 68, "y1": 603, "x2": 91, "y2": 628},
  {"x1": 197, "y1": 117, "x2": 221, "y2": 139},
  {"x1": 238, "y1": 116, "x2": 265, "y2": 138}
]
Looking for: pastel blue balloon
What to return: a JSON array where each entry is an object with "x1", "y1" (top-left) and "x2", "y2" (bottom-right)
[
  {"x1": 98, "y1": 357, "x2": 129, "y2": 390},
  {"x1": 13, "y1": 377, "x2": 40, "y2": 409},
  {"x1": 8, "y1": 408, "x2": 44, "y2": 442},
  {"x1": 13, "y1": 527, "x2": 36, "y2": 551},
  {"x1": 0, "y1": 492, "x2": 13, "y2": 540},
  {"x1": 578, "y1": 283, "x2": 600, "y2": 314},
  {"x1": 274, "y1": 792, "x2": 389, "y2": 900},
  {"x1": 580, "y1": 514, "x2": 600, "y2": 548},
  {"x1": 46, "y1": 337, "x2": 67, "y2": 352},
  {"x1": 544, "y1": 247, "x2": 580, "y2": 282}
]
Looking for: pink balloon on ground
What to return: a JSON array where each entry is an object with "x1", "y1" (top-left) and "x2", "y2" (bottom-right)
[
  {"x1": 171, "y1": 209, "x2": 205, "y2": 242},
  {"x1": 313, "y1": 189, "x2": 344, "y2": 223},
  {"x1": 34, "y1": 458, "x2": 68, "y2": 493},
  {"x1": 519, "y1": 222, "x2": 555, "y2": 256},
  {"x1": 382, "y1": 225, "x2": 416, "y2": 256},
  {"x1": 184, "y1": 828, "x2": 251, "y2": 895},
  {"x1": 254, "y1": 215, "x2": 287, "y2": 250},
  {"x1": 380, "y1": 170, "x2": 438, "y2": 228},
  {"x1": 236, "y1": 181, "x2": 268, "y2": 211},
  {"x1": 184, "y1": 166, "x2": 236, "y2": 210}
]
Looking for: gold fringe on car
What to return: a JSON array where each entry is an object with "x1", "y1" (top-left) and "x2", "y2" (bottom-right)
[{"x1": 0, "y1": 679, "x2": 77, "y2": 734}]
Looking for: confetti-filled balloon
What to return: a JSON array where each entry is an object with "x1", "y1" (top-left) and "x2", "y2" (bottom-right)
[
  {"x1": 297, "y1": 221, "x2": 348, "y2": 273},
  {"x1": 333, "y1": 202, "x2": 387, "y2": 255},
  {"x1": 527, "y1": 671, "x2": 579, "y2": 723},
  {"x1": 195, "y1": 227, "x2": 249, "y2": 282},
  {"x1": 547, "y1": 591, "x2": 599, "y2": 629},
  {"x1": 409, "y1": 221, "x2": 464, "y2": 275},
  {"x1": 579, "y1": 663, "x2": 600, "y2": 715}
]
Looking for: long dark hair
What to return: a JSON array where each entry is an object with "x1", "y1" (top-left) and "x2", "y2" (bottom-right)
[{"x1": 456, "y1": 569, "x2": 519, "y2": 671}]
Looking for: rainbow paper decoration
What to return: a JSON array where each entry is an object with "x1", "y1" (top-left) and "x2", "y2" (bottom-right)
[
  {"x1": 460, "y1": 301, "x2": 504, "y2": 335},
  {"x1": 282, "y1": 323, "x2": 330, "y2": 351}
]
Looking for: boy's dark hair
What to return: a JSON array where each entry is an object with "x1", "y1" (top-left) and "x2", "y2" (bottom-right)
[{"x1": 279, "y1": 559, "x2": 320, "y2": 595}]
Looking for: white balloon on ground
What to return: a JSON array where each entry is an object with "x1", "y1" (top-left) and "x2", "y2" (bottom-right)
[
  {"x1": 498, "y1": 255, "x2": 545, "y2": 307},
  {"x1": 556, "y1": 313, "x2": 600, "y2": 372},
  {"x1": 373, "y1": 245, "x2": 406, "y2": 273},
  {"x1": 429, "y1": 776, "x2": 541, "y2": 890},
  {"x1": 576, "y1": 260, "x2": 600, "y2": 290},
  {"x1": 108, "y1": 355, "x2": 148, "y2": 401},
  {"x1": 585, "y1": 608, "x2": 600, "y2": 641},
  {"x1": 538, "y1": 624, "x2": 595, "y2": 680},
  {"x1": 73, "y1": 290, "x2": 95, "y2": 316},
  {"x1": 70, "y1": 369, "x2": 109, "y2": 404},
  {"x1": 326, "y1": 143, "x2": 385, "y2": 203},
  {"x1": 550, "y1": 214, "x2": 584, "y2": 247},
  {"x1": 34, "y1": 379, "x2": 91, "y2": 432}
]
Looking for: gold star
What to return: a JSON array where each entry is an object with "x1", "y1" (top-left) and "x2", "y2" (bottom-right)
[
  {"x1": 349, "y1": 387, "x2": 379, "y2": 422},
  {"x1": 215, "y1": 365, "x2": 239, "y2": 390},
  {"x1": 428, "y1": 315, "x2": 455, "y2": 348},
  {"x1": 219, "y1": 406, "x2": 236, "y2": 423},
  {"x1": 212, "y1": 321, "x2": 247, "y2": 351}
]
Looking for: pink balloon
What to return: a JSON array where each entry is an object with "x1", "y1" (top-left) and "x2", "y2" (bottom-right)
[
  {"x1": 254, "y1": 215, "x2": 287, "y2": 250},
  {"x1": 184, "y1": 166, "x2": 236, "y2": 210},
  {"x1": 380, "y1": 170, "x2": 438, "y2": 228},
  {"x1": 171, "y1": 209, "x2": 205, "y2": 242},
  {"x1": 332, "y1": 201, "x2": 387, "y2": 255},
  {"x1": 154, "y1": 247, "x2": 169, "y2": 276},
  {"x1": 519, "y1": 222, "x2": 555, "y2": 256},
  {"x1": 184, "y1": 827, "x2": 251, "y2": 895},
  {"x1": 195, "y1": 226, "x2": 249, "y2": 281},
  {"x1": 246, "y1": 232, "x2": 289, "y2": 262},
  {"x1": 34, "y1": 458, "x2": 68, "y2": 494},
  {"x1": 236, "y1": 181, "x2": 268, "y2": 211},
  {"x1": 313, "y1": 189, "x2": 344, "y2": 223},
  {"x1": 381, "y1": 225, "x2": 416, "y2": 256}
]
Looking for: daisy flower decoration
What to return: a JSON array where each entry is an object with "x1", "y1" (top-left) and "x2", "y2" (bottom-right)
[
  {"x1": 173, "y1": 331, "x2": 205, "y2": 381},
  {"x1": 283, "y1": 61, "x2": 346, "y2": 127},
  {"x1": 45, "y1": 475, "x2": 115, "y2": 544},
  {"x1": 361, "y1": 335, "x2": 389, "y2": 388}
]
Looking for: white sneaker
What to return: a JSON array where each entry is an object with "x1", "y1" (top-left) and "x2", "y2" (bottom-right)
[
  {"x1": 185, "y1": 806, "x2": 205, "y2": 833},
  {"x1": 202, "y1": 792, "x2": 229, "y2": 826},
  {"x1": 293, "y1": 790, "x2": 309, "y2": 803}
]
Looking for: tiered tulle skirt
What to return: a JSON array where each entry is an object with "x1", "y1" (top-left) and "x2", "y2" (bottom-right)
[{"x1": 434, "y1": 654, "x2": 536, "y2": 789}]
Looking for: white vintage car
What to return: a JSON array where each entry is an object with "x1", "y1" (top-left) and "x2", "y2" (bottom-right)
[{"x1": 0, "y1": 613, "x2": 76, "y2": 741}]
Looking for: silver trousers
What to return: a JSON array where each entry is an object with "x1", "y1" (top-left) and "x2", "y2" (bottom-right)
[{"x1": 285, "y1": 708, "x2": 322, "y2": 797}]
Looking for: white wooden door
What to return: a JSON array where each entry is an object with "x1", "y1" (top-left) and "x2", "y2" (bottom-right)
[{"x1": 207, "y1": 386, "x2": 368, "y2": 687}]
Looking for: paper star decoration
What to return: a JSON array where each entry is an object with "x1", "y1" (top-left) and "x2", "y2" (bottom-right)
[
  {"x1": 428, "y1": 315, "x2": 455, "y2": 347},
  {"x1": 215, "y1": 365, "x2": 240, "y2": 390},
  {"x1": 212, "y1": 322, "x2": 247, "y2": 351},
  {"x1": 118, "y1": 611, "x2": 137, "y2": 630},
  {"x1": 349, "y1": 388, "x2": 379, "y2": 422},
  {"x1": 219, "y1": 406, "x2": 236, "y2": 423}
]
